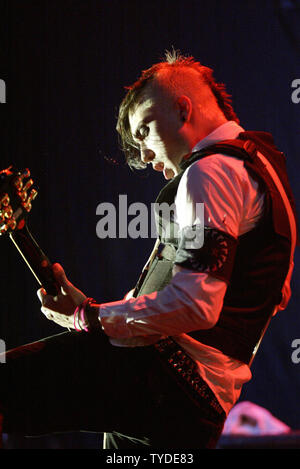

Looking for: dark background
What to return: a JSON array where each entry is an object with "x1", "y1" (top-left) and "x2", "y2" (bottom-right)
[{"x1": 0, "y1": 0, "x2": 299, "y2": 448}]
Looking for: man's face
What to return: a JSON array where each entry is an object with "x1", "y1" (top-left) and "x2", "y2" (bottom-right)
[{"x1": 129, "y1": 85, "x2": 189, "y2": 180}]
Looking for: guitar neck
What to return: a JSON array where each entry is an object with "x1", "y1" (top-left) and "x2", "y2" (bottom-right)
[{"x1": 9, "y1": 224, "x2": 60, "y2": 296}]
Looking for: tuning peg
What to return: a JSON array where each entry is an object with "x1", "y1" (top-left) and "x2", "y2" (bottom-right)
[
  {"x1": 0, "y1": 193, "x2": 10, "y2": 208},
  {"x1": 0, "y1": 205, "x2": 15, "y2": 234},
  {"x1": 7, "y1": 217, "x2": 17, "y2": 231},
  {"x1": 3, "y1": 205, "x2": 13, "y2": 219},
  {"x1": 23, "y1": 178, "x2": 33, "y2": 192},
  {"x1": 0, "y1": 216, "x2": 17, "y2": 235},
  {"x1": 0, "y1": 204, "x2": 13, "y2": 220},
  {"x1": 13, "y1": 169, "x2": 31, "y2": 191},
  {"x1": 0, "y1": 223, "x2": 8, "y2": 235},
  {"x1": 18, "y1": 178, "x2": 34, "y2": 203},
  {"x1": 14, "y1": 178, "x2": 23, "y2": 191},
  {"x1": 23, "y1": 188, "x2": 38, "y2": 212}
]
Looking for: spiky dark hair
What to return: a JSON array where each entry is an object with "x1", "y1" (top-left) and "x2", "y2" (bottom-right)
[{"x1": 116, "y1": 50, "x2": 239, "y2": 170}]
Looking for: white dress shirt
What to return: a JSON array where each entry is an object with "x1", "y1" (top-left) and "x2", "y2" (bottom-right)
[{"x1": 99, "y1": 121, "x2": 268, "y2": 414}]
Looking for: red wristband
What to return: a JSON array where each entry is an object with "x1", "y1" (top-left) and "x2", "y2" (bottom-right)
[
  {"x1": 73, "y1": 305, "x2": 81, "y2": 331},
  {"x1": 74, "y1": 298, "x2": 101, "y2": 332}
]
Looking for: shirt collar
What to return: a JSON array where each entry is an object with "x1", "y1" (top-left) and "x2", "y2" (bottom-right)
[{"x1": 191, "y1": 120, "x2": 245, "y2": 153}]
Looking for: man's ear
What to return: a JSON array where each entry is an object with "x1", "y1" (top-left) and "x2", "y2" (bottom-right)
[{"x1": 177, "y1": 95, "x2": 192, "y2": 123}]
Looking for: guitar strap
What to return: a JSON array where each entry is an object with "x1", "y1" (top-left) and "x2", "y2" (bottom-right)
[
  {"x1": 132, "y1": 238, "x2": 160, "y2": 297},
  {"x1": 248, "y1": 150, "x2": 298, "y2": 364},
  {"x1": 255, "y1": 150, "x2": 297, "y2": 315}
]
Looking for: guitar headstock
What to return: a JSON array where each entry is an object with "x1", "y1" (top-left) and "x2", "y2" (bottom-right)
[{"x1": 0, "y1": 166, "x2": 38, "y2": 236}]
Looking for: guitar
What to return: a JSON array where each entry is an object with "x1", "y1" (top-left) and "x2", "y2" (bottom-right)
[{"x1": 0, "y1": 166, "x2": 60, "y2": 296}]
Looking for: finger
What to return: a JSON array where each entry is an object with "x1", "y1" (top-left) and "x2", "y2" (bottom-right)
[
  {"x1": 41, "y1": 306, "x2": 53, "y2": 319},
  {"x1": 37, "y1": 288, "x2": 47, "y2": 303},
  {"x1": 52, "y1": 263, "x2": 71, "y2": 293}
]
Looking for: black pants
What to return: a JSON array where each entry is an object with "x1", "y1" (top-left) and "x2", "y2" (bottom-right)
[{"x1": 0, "y1": 330, "x2": 225, "y2": 449}]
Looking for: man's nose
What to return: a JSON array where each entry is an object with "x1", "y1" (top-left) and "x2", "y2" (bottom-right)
[{"x1": 141, "y1": 148, "x2": 155, "y2": 164}]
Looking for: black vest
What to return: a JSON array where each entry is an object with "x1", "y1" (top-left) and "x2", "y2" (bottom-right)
[{"x1": 135, "y1": 131, "x2": 298, "y2": 364}]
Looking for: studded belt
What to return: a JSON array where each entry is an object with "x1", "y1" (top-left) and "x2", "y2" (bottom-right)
[{"x1": 154, "y1": 337, "x2": 226, "y2": 422}]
